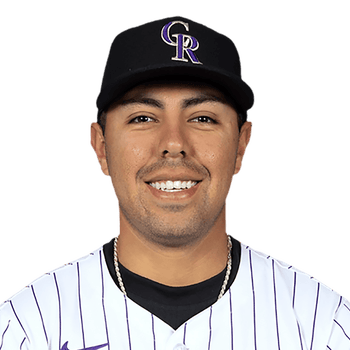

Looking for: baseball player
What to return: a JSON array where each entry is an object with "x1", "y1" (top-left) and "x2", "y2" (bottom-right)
[{"x1": 1, "y1": 16, "x2": 349, "y2": 350}]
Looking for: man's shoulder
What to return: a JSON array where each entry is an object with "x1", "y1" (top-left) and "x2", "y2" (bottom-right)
[
  {"x1": 239, "y1": 243, "x2": 344, "y2": 300},
  {"x1": 0, "y1": 246, "x2": 104, "y2": 312},
  {"x1": 0, "y1": 246, "x2": 111, "y2": 349},
  {"x1": 230, "y1": 243, "x2": 350, "y2": 348}
]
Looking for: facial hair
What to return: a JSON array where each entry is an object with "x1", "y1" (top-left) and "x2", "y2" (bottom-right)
[{"x1": 119, "y1": 197, "x2": 225, "y2": 248}]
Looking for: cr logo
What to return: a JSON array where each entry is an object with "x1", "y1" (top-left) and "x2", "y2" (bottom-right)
[{"x1": 161, "y1": 21, "x2": 202, "y2": 65}]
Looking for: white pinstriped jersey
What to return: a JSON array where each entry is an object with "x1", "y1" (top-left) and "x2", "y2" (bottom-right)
[{"x1": 1, "y1": 243, "x2": 349, "y2": 350}]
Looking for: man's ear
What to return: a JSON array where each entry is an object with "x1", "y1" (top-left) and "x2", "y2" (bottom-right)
[
  {"x1": 91, "y1": 123, "x2": 109, "y2": 176},
  {"x1": 234, "y1": 121, "x2": 252, "y2": 175}
]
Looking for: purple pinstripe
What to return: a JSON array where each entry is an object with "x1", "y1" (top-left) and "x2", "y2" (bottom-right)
[
  {"x1": 333, "y1": 320, "x2": 350, "y2": 341},
  {"x1": 248, "y1": 249, "x2": 257, "y2": 350},
  {"x1": 99, "y1": 250, "x2": 110, "y2": 350},
  {"x1": 296, "y1": 315, "x2": 304, "y2": 349},
  {"x1": 229, "y1": 288, "x2": 234, "y2": 350},
  {"x1": 183, "y1": 322, "x2": 188, "y2": 345},
  {"x1": 0, "y1": 320, "x2": 10, "y2": 350},
  {"x1": 31, "y1": 285, "x2": 48, "y2": 343},
  {"x1": 151, "y1": 314, "x2": 156, "y2": 350},
  {"x1": 208, "y1": 306, "x2": 213, "y2": 350},
  {"x1": 310, "y1": 283, "x2": 320, "y2": 350},
  {"x1": 53, "y1": 272, "x2": 62, "y2": 350},
  {"x1": 292, "y1": 272, "x2": 304, "y2": 350},
  {"x1": 20, "y1": 337, "x2": 26, "y2": 349},
  {"x1": 272, "y1": 260, "x2": 281, "y2": 350},
  {"x1": 124, "y1": 296, "x2": 132, "y2": 350},
  {"x1": 292, "y1": 272, "x2": 297, "y2": 308},
  {"x1": 336, "y1": 297, "x2": 343, "y2": 313},
  {"x1": 77, "y1": 263, "x2": 86, "y2": 349},
  {"x1": 9, "y1": 300, "x2": 28, "y2": 342}
]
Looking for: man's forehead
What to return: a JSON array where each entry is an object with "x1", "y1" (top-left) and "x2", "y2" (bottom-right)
[{"x1": 112, "y1": 80, "x2": 235, "y2": 110}]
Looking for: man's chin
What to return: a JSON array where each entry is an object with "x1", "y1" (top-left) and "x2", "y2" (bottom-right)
[{"x1": 131, "y1": 215, "x2": 210, "y2": 249}]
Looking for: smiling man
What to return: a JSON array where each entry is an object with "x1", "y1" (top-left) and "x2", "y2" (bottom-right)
[
  {"x1": 91, "y1": 81, "x2": 251, "y2": 291},
  {"x1": 1, "y1": 16, "x2": 349, "y2": 350}
]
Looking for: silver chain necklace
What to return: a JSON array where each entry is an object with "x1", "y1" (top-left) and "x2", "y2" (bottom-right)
[{"x1": 114, "y1": 235, "x2": 232, "y2": 301}]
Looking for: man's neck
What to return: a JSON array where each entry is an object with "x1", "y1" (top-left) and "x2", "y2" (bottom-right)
[{"x1": 117, "y1": 213, "x2": 229, "y2": 287}]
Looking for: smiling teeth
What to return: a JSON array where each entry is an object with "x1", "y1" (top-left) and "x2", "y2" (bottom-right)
[{"x1": 149, "y1": 180, "x2": 198, "y2": 192}]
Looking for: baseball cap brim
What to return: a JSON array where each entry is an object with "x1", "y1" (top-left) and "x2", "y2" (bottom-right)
[{"x1": 97, "y1": 63, "x2": 253, "y2": 116}]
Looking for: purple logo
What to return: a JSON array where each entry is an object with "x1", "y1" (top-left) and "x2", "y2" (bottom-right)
[
  {"x1": 60, "y1": 341, "x2": 108, "y2": 350},
  {"x1": 161, "y1": 21, "x2": 202, "y2": 65}
]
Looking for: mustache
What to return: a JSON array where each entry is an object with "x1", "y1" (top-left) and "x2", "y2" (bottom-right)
[{"x1": 136, "y1": 158, "x2": 209, "y2": 180}]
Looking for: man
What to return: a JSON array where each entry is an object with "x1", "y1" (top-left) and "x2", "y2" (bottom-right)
[{"x1": 0, "y1": 16, "x2": 349, "y2": 350}]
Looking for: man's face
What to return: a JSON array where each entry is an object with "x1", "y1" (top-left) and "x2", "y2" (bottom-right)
[{"x1": 92, "y1": 82, "x2": 251, "y2": 248}]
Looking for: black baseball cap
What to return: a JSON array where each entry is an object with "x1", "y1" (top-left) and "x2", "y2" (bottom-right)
[{"x1": 96, "y1": 16, "x2": 254, "y2": 118}]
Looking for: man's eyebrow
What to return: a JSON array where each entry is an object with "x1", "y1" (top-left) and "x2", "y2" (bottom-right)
[
  {"x1": 181, "y1": 94, "x2": 227, "y2": 109},
  {"x1": 115, "y1": 93, "x2": 227, "y2": 110},
  {"x1": 119, "y1": 97, "x2": 164, "y2": 109}
]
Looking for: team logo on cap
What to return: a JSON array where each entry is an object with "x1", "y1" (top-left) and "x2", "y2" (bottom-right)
[{"x1": 161, "y1": 21, "x2": 202, "y2": 65}]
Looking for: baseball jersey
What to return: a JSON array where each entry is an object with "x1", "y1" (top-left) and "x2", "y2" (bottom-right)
[
  {"x1": 1, "y1": 242, "x2": 349, "y2": 350},
  {"x1": 102, "y1": 237, "x2": 241, "y2": 330}
]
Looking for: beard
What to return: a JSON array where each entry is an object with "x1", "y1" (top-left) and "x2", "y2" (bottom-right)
[{"x1": 119, "y1": 196, "x2": 225, "y2": 249}]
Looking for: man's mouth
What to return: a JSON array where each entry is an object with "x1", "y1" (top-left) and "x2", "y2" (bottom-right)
[{"x1": 147, "y1": 180, "x2": 198, "y2": 192}]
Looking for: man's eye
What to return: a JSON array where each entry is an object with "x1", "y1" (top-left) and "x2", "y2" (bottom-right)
[
  {"x1": 129, "y1": 115, "x2": 216, "y2": 124},
  {"x1": 191, "y1": 116, "x2": 217, "y2": 124},
  {"x1": 130, "y1": 116, "x2": 155, "y2": 123}
]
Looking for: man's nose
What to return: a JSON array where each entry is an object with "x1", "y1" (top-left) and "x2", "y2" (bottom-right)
[{"x1": 159, "y1": 121, "x2": 188, "y2": 159}]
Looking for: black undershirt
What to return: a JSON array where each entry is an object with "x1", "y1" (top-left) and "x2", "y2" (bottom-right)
[{"x1": 103, "y1": 237, "x2": 241, "y2": 330}]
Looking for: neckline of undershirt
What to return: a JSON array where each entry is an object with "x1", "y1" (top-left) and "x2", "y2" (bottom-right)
[{"x1": 103, "y1": 236, "x2": 241, "y2": 306}]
